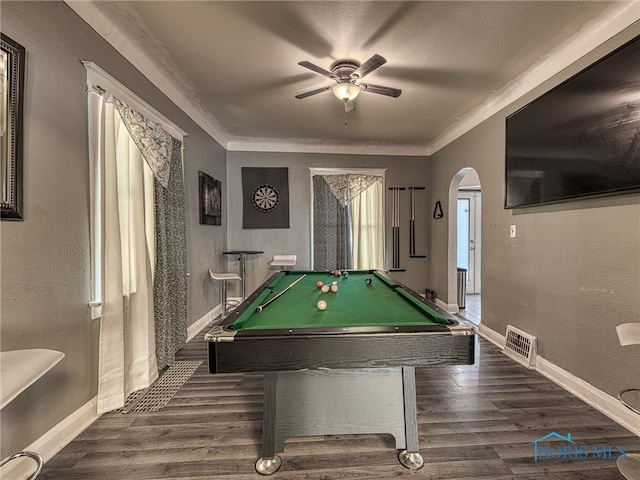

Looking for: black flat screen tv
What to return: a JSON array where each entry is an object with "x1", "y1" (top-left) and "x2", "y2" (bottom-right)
[{"x1": 505, "y1": 35, "x2": 640, "y2": 208}]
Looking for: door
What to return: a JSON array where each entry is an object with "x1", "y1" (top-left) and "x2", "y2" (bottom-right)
[{"x1": 457, "y1": 191, "x2": 481, "y2": 294}]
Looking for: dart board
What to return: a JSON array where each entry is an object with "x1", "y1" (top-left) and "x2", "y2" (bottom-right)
[{"x1": 251, "y1": 185, "x2": 279, "y2": 212}]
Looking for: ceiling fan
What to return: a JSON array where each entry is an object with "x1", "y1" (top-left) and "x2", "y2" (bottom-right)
[{"x1": 295, "y1": 54, "x2": 401, "y2": 112}]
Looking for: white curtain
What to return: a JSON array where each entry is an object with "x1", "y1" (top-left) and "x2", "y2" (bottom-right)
[
  {"x1": 92, "y1": 92, "x2": 159, "y2": 414},
  {"x1": 351, "y1": 179, "x2": 384, "y2": 270}
]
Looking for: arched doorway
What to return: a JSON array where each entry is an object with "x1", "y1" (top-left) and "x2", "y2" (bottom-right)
[{"x1": 448, "y1": 168, "x2": 481, "y2": 324}]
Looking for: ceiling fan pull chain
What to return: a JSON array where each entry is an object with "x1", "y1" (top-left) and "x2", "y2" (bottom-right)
[{"x1": 344, "y1": 100, "x2": 348, "y2": 125}]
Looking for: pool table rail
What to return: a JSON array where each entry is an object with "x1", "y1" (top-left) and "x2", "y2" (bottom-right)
[{"x1": 207, "y1": 328, "x2": 475, "y2": 373}]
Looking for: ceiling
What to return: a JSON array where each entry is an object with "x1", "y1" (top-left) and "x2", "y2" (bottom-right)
[{"x1": 67, "y1": 1, "x2": 637, "y2": 156}]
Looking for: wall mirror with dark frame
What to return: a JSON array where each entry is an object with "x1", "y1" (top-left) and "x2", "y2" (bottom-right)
[{"x1": 1, "y1": 33, "x2": 25, "y2": 220}]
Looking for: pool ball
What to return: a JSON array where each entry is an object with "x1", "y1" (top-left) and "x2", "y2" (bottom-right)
[
  {"x1": 316, "y1": 281, "x2": 324, "y2": 288},
  {"x1": 331, "y1": 281, "x2": 338, "y2": 285},
  {"x1": 317, "y1": 300, "x2": 327, "y2": 311},
  {"x1": 334, "y1": 269, "x2": 341, "y2": 276},
  {"x1": 330, "y1": 284, "x2": 338, "y2": 293},
  {"x1": 342, "y1": 271, "x2": 349, "y2": 278},
  {"x1": 366, "y1": 278, "x2": 372, "y2": 285},
  {"x1": 321, "y1": 285, "x2": 330, "y2": 293}
]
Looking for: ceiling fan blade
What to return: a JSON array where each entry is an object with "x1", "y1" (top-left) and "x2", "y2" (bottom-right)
[
  {"x1": 298, "y1": 61, "x2": 337, "y2": 79},
  {"x1": 351, "y1": 54, "x2": 387, "y2": 80},
  {"x1": 295, "y1": 85, "x2": 332, "y2": 99},
  {"x1": 360, "y1": 82, "x2": 402, "y2": 98}
]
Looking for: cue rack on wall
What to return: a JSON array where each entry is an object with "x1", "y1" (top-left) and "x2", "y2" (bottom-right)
[{"x1": 388, "y1": 185, "x2": 426, "y2": 272}]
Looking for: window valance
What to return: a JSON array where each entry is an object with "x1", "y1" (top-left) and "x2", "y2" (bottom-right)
[
  {"x1": 113, "y1": 97, "x2": 172, "y2": 189},
  {"x1": 84, "y1": 61, "x2": 186, "y2": 190},
  {"x1": 319, "y1": 174, "x2": 382, "y2": 207}
]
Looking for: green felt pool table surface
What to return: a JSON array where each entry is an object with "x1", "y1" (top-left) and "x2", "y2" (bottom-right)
[{"x1": 231, "y1": 270, "x2": 449, "y2": 331}]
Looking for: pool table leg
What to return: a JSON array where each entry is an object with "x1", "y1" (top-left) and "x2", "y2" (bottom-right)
[
  {"x1": 398, "y1": 367, "x2": 424, "y2": 470},
  {"x1": 256, "y1": 372, "x2": 282, "y2": 475}
]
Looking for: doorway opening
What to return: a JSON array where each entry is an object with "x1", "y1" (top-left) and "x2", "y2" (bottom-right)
[{"x1": 449, "y1": 168, "x2": 481, "y2": 325}]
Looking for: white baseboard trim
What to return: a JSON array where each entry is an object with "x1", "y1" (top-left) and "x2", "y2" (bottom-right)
[
  {"x1": 478, "y1": 323, "x2": 505, "y2": 349},
  {"x1": 477, "y1": 324, "x2": 640, "y2": 437},
  {"x1": 536, "y1": 356, "x2": 640, "y2": 437},
  {"x1": 187, "y1": 306, "x2": 220, "y2": 341},
  {"x1": 187, "y1": 297, "x2": 242, "y2": 341},
  {"x1": 1, "y1": 397, "x2": 99, "y2": 480},
  {"x1": 435, "y1": 297, "x2": 459, "y2": 313}
]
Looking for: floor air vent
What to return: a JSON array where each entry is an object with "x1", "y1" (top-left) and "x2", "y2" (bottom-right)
[{"x1": 504, "y1": 325, "x2": 537, "y2": 369}]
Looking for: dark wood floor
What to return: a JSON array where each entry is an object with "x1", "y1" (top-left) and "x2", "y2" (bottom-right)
[{"x1": 41, "y1": 331, "x2": 638, "y2": 479}]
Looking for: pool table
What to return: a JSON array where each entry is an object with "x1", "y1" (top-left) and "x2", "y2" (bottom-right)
[{"x1": 205, "y1": 270, "x2": 476, "y2": 475}]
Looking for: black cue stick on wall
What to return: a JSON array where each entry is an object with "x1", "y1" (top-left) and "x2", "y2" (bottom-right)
[
  {"x1": 408, "y1": 186, "x2": 426, "y2": 258},
  {"x1": 388, "y1": 186, "x2": 406, "y2": 272}
]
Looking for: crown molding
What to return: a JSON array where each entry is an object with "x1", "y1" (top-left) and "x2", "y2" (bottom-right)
[
  {"x1": 66, "y1": 1, "x2": 639, "y2": 157},
  {"x1": 226, "y1": 137, "x2": 428, "y2": 157}
]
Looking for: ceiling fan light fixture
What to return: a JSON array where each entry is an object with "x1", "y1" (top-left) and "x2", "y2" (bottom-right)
[{"x1": 332, "y1": 82, "x2": 361, "y2": 102}]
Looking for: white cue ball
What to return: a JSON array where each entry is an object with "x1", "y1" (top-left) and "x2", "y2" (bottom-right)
[{"x1": 317, "y1": 300, "x2": 327, "y2": 310}]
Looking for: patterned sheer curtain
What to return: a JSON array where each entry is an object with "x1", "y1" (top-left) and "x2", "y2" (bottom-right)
[
  {"x1": 91, "y1": 90, "x2": 187, "y2": 414},
  {"x1": 313, "y1": 173, "x2": 383, "y2": 270},
  {"x1": 313, "y1": 176, "x2": 352, "y2": 270},
  {"x1": 152, "y1": 139, "x2": 187, "y2": 370}
]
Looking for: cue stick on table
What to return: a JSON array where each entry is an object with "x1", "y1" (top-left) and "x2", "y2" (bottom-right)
[{"x1": 256, "y1": 274, "x2": 307, "y2": 312}]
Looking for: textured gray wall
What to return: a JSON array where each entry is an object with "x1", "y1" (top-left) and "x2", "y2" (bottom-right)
[
  {"x1": 429, "y1": 24, "x2": 640, "y2": 398},
  {"x1": 183, "y1": 134, "x2": 228, "y2": 325},
  {"x1": 0, "y1": 1, "x2": 225, "y2": 457},
  {"x1": 226, "y1": 151, "x2": 430, "y2": 295}
]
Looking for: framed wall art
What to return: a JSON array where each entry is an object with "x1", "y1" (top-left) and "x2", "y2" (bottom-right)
[
  {"x1": 1, "y1": 33, "x2": 25, "y2": 220},
  {"x1": 199, "y1": 171, "x2": 221, "y2": 225}
]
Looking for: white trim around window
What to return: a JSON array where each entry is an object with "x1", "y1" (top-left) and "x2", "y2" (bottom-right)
[{"x1": 83, "y1": 62, "x2": 187, "y2": 139}]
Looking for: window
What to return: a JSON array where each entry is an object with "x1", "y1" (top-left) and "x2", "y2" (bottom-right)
[{"x1": 310, "y1": 168, "x2": 385, "y2": 270}]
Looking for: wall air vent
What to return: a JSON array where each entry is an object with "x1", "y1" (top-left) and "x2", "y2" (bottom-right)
[{"x1": 504, "y1": 325, "x2": 537, "y2": 369}]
